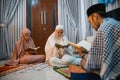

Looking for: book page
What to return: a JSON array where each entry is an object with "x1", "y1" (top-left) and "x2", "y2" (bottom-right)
[
  {"x1": 77, "y1": 40, "x2": 91, "y2": 51},
  {"x1": 55, "y1": 43, "x2": 70, "y2": 49},
  {"x1": 68, "y1": 40, "x2": 91, "y2": 52},
  {"x1": 25, "y1": 46, "x2": 40, "y2": 51},
  {"x1": 30, "y1": 46, "x2": 40, "y2": 50}
]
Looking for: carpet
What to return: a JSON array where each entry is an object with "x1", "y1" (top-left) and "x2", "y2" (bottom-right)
[
  {"x1": 0, "y1": 66, "x2": 19, "y2": 72},
  {"x1": 0, "y1": 63, "x2": 48, "y2": 77},
  {"x1": 53, "y1": 66, "x2": 70, "y2": 79},
  {"x1": 0, "y1": 64, "x2": 33, "y2": 77},
  {"x1": 53, "y1": 66, "x2": 101, "y2": 80}
]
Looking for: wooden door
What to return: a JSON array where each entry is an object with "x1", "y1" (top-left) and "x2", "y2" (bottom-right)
[{"x1": 27, "y1": 0, "x2": 58, "y2": 54}]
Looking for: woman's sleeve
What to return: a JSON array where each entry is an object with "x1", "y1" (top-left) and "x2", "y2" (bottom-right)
[{"x1": 11, "y1": 43, "x2": 18, "y2": 60}]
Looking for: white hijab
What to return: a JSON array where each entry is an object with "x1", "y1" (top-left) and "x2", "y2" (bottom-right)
[{"x1": 45, "y1": 25, "x2": 69, "y2": 62}]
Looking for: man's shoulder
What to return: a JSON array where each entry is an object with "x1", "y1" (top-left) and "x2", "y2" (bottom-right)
[{"x1": 99, "y1": 18, "x2": 120, "y2": 31}]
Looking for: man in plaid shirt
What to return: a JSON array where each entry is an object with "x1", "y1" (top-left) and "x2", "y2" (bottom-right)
[{"x1": 69, "y1": 3, "x2": 120, "y2": 80}]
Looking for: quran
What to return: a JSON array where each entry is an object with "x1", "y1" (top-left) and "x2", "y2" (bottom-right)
[
  {"x1": 25, "y1": 46, "x2": 40, "y2": 51},
  {"x1": 55, "y1": 43, "x2": 70, "y2": 49},
  {"x1": 68, "y1": 40, "x2": 91, "y2": 53}
]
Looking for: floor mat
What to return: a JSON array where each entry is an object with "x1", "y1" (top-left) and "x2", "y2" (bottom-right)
[
  {"x1": 53, "y1": 66, "x2": 70, "y2": 79},
  {"x1": 0, "y1": 63, "x2": 48, "y2": 77},
  {"x1": 0, "y1": 64, "x2": 33, "y2": 77},
  {"x1": 0, "y1": 66, "x2": 19, "y2": 72}
]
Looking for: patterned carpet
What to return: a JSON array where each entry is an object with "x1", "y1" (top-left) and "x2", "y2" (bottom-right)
[{"x1": 0, "y1": 63, "x2": 49, "y2": 77}]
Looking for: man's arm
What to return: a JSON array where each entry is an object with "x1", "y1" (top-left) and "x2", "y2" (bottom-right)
[{"x1": 85, "y1": 31, "x2": 104, "y2": 71}]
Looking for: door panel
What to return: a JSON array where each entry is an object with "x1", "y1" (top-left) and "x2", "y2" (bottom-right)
[{"x1": 27, "y1": 0, "x2": 58, "y2": 54}]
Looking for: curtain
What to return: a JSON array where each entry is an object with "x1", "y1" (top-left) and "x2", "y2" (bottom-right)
[
  {"x1": 58, "y1": 0, "x2": 98, "y2": 43},
  {"x1": 58, "y1": 0, "x2": 80, "y2": 43},
  {"x1": 8, "y1": 0, "x2": 27, "y2": 58},
  {"x1": 58, "y1": 0, "x2": 119, "y2": 43},
  {"x1": 0, "y1": 0, "x2": 21, "y2": 59}
]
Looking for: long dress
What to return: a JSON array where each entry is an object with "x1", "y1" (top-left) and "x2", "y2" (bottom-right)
[
  {"x1": 5, "y1": 28, "x2": 45, "y2": 66},
  {"x1": 45, "y1": 32, "x2": 81, "y2": 67}
]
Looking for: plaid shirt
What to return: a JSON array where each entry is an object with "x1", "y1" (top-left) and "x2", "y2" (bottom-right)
[{"x1": 85, "y1": 18, "x2": 120, "y2": 80}]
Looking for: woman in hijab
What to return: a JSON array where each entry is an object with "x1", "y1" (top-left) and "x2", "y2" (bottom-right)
[
  {"x1": 45, "y1": 25, "x2": 81, "y2": 67},
  {"x1": 6, "y1": 28, "x2": 45, "y2": 65}
]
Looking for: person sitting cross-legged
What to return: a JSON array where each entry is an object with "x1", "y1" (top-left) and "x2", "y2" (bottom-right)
[{"x1": 5, "y1": 27, "x2": 45, "y2": 66}]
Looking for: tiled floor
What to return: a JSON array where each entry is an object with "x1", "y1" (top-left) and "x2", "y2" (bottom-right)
[{"x1": 0, "y1": 61, "x2": 69, "y2": 80}]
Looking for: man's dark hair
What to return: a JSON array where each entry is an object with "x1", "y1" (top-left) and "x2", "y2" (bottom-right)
[{"x1": 87, "y1": 3, "x2": 106, "y2": 17}]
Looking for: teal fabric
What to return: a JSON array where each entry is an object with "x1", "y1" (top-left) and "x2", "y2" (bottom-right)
[{"x1": 98, "y1": 0, "x2": 116, "y2": 5}]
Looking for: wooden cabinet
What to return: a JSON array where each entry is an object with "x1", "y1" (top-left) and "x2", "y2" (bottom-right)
[{"x1": 27, "y1": 0, "x2": 58, "y2": 54}]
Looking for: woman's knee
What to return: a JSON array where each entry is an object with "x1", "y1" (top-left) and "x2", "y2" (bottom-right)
[
  {"x1": 20, "y1": 55, "x2": 45, "y2": 64},
  {"x1": 62, "y1": 55, "x2": 75, "y2": 64}
]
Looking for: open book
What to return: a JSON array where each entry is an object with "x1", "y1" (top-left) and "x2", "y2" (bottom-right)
[
  {"x1": 55, "y1": 43, "x2": 70, "y2": 49},
  {"x1": 25, "y1": 46, "x2": 40, "y2": 51},
  {"x1": 68, "y1": 40, "x2": 91, "y2": 53}
]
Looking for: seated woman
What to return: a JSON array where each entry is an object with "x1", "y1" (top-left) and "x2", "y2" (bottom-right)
[
  {"x1": 45, "y1": 25, "x2": 81, "y2": 67},
  {"x1": 5, "y1": 28, "x2": 45, "y2": 66}
]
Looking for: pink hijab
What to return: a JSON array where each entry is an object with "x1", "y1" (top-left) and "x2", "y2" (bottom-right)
[{"x1": 12, "y1": 28, "x2": 36, "y2": 60}]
